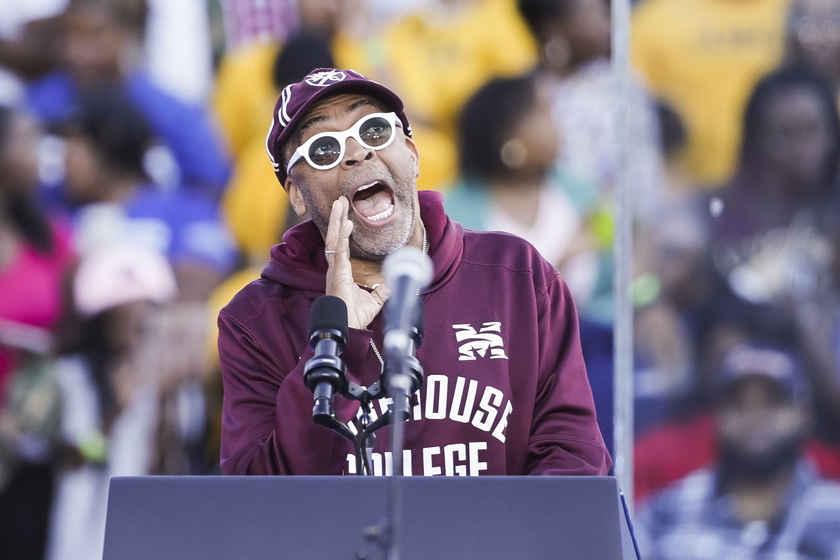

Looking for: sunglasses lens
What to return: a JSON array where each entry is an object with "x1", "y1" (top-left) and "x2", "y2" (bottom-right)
[
  {"x1": 308, "y1": 136, "x2": 342, "y2": 167},
  {"x1": 359, "y1": 116, "x2": 393, "y2": 148}
]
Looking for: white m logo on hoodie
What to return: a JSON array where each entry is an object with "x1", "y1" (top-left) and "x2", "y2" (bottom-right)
[{"x1": 453, "y1": 322, "x2": 509, "y2": 361}]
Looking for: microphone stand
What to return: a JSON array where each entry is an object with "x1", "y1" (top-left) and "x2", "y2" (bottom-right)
[
  {"x1": 312, "y1": 379, "x2": 393, "y2": 476},
  {"x1": 314, "y1": 323, "x2": 423, "y2": 560},
  {"x1": 365, "y1": 318, "x2": 424, "y2": 560},
  {"x1": 310, "y1": 314, "x2": 423, "y2": 480},
  {"x1": 379, "y1": 369, "x2": 411, "y2": 560},
  {"x1": 306, "y1": 283, "x2": 425, "y2": 558}
]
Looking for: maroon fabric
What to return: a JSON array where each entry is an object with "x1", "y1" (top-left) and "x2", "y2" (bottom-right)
[{"x1": 217, "y1": 191, "x2": 611, "y2": 476}]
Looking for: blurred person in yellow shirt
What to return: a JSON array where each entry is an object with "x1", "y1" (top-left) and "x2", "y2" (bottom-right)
[
  {"x1": 632, "y1": 0, "x2": 792, "y2": 188},
  {"x1": 213, "y1": 0, "x2": 537, "y2": 264},
  {"x1": 339, "y1": 0, "x2": 536, "y2": 138},
  {"x1": 214, "y1": 31, "x2": 335, "y2": 265}
]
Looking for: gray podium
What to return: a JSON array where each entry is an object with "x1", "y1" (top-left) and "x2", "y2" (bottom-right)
[{"x1": 102, "y1": 475, "x2": 639, "y2": 560}]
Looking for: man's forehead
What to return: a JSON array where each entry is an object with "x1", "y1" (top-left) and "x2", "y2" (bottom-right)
[{"x1": 300, "y1": 94, "x2": 384, "y2": 123}]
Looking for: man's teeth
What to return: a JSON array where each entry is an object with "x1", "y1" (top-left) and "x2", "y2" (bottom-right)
[{"x1": 367, "y1": 204, "x2": 394, "y2": 222}]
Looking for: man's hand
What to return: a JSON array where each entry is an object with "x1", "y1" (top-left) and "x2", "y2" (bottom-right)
[{"x1": 324, "y1": 197, "x2": 390, "y2": 329}]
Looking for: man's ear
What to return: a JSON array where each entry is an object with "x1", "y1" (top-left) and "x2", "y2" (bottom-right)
[
  {"x1": 405, "y1": 136, "x2": 420, "y2": 177},
  {"x1": 286, "y1": 181, "x2": 307, "y2": 216}
]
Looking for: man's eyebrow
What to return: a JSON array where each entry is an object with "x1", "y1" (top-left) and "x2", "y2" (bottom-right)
[
  {"x1": 297, "y1": 114, "x2": 328, "y2": 138},
  {"x1": 295, "y1": 98, "x2": 385, "y2": 143},
  {"x1": 349, "y1": 98, "x2": 383, "y2": 112}
]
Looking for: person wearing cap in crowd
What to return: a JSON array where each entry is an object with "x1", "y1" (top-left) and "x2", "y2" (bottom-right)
[
  {"x1": 216, "y1": 67, "x2": 610, "y2": 476},
  {"x1": 47, "y1": 245, "x2": 177, "y2": 560},
  {"x1": 635, "y1": 340, "x2": 840, "y2": 560}
]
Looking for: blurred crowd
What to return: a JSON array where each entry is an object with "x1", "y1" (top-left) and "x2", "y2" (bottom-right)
[{"x1": 2, "y1": 0, "x2": 840, "y2": 558}]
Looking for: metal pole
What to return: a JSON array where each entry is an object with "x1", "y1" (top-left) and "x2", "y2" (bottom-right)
[{"x1": 612, "y1": 0, "x2": 635, "y2": 512}]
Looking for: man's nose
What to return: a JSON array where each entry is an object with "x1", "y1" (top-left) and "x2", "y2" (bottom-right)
[{"x1": 342, "y1": 137, "x2": 374, "y2": 167}]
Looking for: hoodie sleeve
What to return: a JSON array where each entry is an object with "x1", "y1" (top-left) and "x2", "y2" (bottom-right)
[
  {"x1": 217, "y1": 307, "x2": 301, "y2": 475},
  {"x1": 217, "y1": 303, "x2": 375, "y2": 475},
  {"x1": 525, "y1": 269, "x2": 612, "y2": 476}
]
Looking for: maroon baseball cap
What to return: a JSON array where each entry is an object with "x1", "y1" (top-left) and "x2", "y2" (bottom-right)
[{"x1": 265, "y1": 68, "x2": 412, "y2": 186}]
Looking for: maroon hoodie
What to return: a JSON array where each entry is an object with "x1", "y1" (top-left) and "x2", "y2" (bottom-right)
[{"x1": 218, "y1": 191, "x2": 611, "y2": 476}]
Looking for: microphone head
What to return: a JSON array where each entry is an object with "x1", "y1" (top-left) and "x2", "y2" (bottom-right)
[
  {"x1": 309, "y1": 295, "x2": 349, "y2": 340},
  {"x1": 383, "y1": 246, "x2": 433, "y2": 289}
]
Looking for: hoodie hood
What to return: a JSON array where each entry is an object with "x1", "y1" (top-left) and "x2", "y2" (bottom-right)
[{"x1": 261, "y1": 190, "x2": 463, "y2": 295}]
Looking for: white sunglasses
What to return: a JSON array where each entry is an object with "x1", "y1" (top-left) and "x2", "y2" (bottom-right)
[{"x1": 286, "y1": 112, "x2": 402, "y2": 175}]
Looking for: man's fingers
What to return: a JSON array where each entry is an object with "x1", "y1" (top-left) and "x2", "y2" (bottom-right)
[
  {"x1": 325, "y1": 198, "x2": 343, "y2": 253},
  {"x1": 326, "y1": 197, "x2": 353, "y2": 256},
  {"x1": 340, "y1": 213, "x2": 353, "y2": 252}
]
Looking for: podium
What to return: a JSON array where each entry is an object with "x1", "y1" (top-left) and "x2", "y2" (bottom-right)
[{"x1": 103, "y1": 475, "x2": 639, "y2": 560}]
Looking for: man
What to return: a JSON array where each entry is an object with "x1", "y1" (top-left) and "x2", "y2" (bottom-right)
[
  {"x1": 217, "y1": 67, "x2": 610, "y2": 476},
  {"x1": 636, "y1": 341, "x2": 840, "y2": 560}
]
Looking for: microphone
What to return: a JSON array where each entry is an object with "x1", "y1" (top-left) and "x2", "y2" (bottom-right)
[
  {"x1": 382, "y1": 246, "x2": 432, "y2": 396},
  {"x1": 303, "y1": 295, "x2": 348, "y2": 423}
]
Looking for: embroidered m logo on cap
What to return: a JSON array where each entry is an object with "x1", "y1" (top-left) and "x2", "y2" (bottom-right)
[{"x1": 305, "y1": 70, "x2": 348, "y2": 87}]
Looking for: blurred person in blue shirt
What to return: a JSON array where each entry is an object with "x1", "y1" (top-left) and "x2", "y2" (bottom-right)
[
  {"x1": 25, "y1": 0, "x2": 230, "y2": 199},
  {"x1": 57, "y1": 87, "x2": 237, "y2": 299}
]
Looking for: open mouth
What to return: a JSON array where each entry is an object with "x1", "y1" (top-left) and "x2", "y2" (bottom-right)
[{"x1": 351, "y1": 181, "x2": 395, "y2": 223}]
